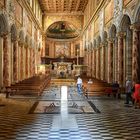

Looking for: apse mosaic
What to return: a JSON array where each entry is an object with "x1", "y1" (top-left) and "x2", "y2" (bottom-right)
[{"x1": 46, "y1": 21, "x2": 79, "y2": 39}]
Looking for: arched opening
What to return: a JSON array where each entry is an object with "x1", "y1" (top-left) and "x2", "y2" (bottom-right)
[{"x1": 120, "y1": 15, "x2": 132, "y2": 85}]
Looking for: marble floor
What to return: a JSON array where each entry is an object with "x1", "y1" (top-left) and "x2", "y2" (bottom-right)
[{"x1": 0, "y1": 85, "x2": 140, "y2": 140}]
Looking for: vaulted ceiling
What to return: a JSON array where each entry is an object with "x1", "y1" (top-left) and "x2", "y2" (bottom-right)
[{"x1": 38, "y1": 0, "x2": 88, "y2": 14}]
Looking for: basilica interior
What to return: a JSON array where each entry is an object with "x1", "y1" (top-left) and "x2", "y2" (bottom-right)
[{"x1": 0, "y1": 0, "x2": 140, "y2": 139}]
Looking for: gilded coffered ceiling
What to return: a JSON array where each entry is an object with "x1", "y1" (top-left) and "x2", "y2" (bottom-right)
[{"x1": 38, "y1": 0, "x2": 88, "y2": 14}]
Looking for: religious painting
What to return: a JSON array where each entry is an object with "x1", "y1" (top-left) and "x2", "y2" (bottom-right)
[
  {"x1": 15, "y1": 0, "x2": 23, "y2": 25},
  {"x1": 104, "y1": 0, "x2": 113, "y2": 24},
  {"x1": 27, "y1": 16, "x2": 32, "y2": 35},
  {"x1": 45, "y1": 44, "x2": 49, "y2": 56},
  {"x1": 0, "y1": 0, "x2": 5, "y2": 7},
  {"x1": 55, "y1": 43, "x2": 70, "y2": 57}
]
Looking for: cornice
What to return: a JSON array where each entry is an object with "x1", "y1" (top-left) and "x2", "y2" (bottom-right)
[
  {"x1": 20, "y1": 0, "x2": 42, "y2": 30},
  {"x1": 46, "y1": 36, "x2": 80, "y2": 42},
  {"x1": 81, "y1": 0, "x2": 107, "y2": 36},
  {"x1": 44, "y1": 12, "x2": 84, "y2": 16}
]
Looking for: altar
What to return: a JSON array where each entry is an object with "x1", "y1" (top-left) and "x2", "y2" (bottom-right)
[
  {"x1": 53, "y1": 62, "x2": 72, "y2": 78},
  {"x1": 37, "y1": 63, "x2": 87, "y2": 78}
]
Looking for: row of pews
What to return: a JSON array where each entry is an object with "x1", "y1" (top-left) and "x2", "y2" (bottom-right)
[
  {"x1": 5, "y1": 74, "x2": 51, "y2": 98},
  {"x1": 82, "y1": 78, "x2": 118, "y2": 97}
]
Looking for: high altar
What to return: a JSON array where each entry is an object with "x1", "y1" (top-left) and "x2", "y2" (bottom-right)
[{"x1": 53, "y1": 62, "x2": 72, "y2": 78}]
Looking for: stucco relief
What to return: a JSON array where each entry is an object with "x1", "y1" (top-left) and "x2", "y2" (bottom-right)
[
  {"x1": 99, "y1": 9, "x2": 104, "y2": 41},
  {"x1": 113, "y1": 0, "x2": 123, "y2": 26}
]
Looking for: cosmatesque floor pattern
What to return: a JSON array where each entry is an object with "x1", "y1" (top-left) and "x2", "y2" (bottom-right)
[{"x1": 0, "y1": 85, "x2": 140, "y2": 140}]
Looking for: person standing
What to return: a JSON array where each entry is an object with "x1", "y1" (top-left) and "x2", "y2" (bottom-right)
[
  {"x1": 124, "y1": 79, "x2": 132, "y2": 105},
  {"x1": 77, "y1": 76, "x2": 83, "y2": 95},
  {"x1": 132, "y1": 81, "x2": 140, "y2": 108}
]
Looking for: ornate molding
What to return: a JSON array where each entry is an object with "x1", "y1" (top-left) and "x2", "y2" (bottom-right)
[
  {"x1": 117, "y1": 32, "x2": 126, "y2": 38},
  {"x1": 130, "y1": 23, "x2": 140, "y2": 31}
]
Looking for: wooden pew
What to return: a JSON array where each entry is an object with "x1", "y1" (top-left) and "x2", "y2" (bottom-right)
[{"x1": 6, "y1": 74, "x2": 51, "y2": 97}]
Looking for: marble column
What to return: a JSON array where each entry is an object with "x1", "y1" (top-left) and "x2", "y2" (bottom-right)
[
  {"x1": 93, "y1": 49, "x2": 96, "y2": 78},
  {"x1": 13, "y1": 40, "x2": 18, "y2": 82},
  {"x1": 23, "y1": 46, "x2": 26, "y2": 80},
  {"x1": 28, "y1": 48, "x2": 31, "y2": 77},
  {"x1": 117, "y1": 32, "x2": 125, "y2": 87},
  {"x1": 3, "y1": 34, "x2": 10, "y2": 86},
  {"x1": 19, "y1": 42, "x2": 24, "y2": 80},
  {"x1": 18, "y1": 43, "x2": 21, "y2": 81},
  {"x1": 131, "y1": 24, "x2": 140, "y2": 82},
  {"x1": 32, "y1": 48, "x2": 35, "y2": 75},
  {"x1": 89, "y1": 50, "x2": 92, "y2": 77},
  {"x1": 96, "y1": 48, "x2": 100, "y2": 79},
  {"x1": 98, "y1": 47, "x2": 101, "y2": 79},
  {"x1": 108, "y1": 39, "x2": 113, "y2": 83},
  {"x1": 95, "y1": 50, "x2": 98, "y2": 78},
  {"x1": 31, "y1": 48, "x2": 33, "y2": 76},
  {"x1": 25, "y1": 47, "x2": 28, "y2": 78},
  {"x1": 0, "y1": 37, "x2": 3, "y2": 87},
  {"x1": 101, "y1": 44, "x2": 105, "y2": 80},
  {"x1": 87, "y1": 50, "x2": 90, "y2": 77}
]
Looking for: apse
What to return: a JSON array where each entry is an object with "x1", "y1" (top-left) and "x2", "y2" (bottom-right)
[{"x1": 46, "y1": 21, "x2": 79, "y2": 39}]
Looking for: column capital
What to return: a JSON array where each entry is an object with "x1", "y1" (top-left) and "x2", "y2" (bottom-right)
[
  {"x1": 100, "y1": 43, "x2": 106, "y2": 47},
  {"x1": 117, "y1": 32, "x2": 126, "y2": 38},
  {"x1": 107, "y1": 38, "x2": 114, "y2": 43},
  {"x1": 130, "y1": 23, "x2": 140, "y2": 31},
  {"x1": 1, "y1": 32, "x2": 8, "y2": 38},
  {"x1": 18, "y1": 40, "x2": 24, "y2": 46}
]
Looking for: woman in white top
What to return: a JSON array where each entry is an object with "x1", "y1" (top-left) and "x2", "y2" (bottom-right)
[{"x1": 77, "y1": 77, "x2": 83, "y2": 95}]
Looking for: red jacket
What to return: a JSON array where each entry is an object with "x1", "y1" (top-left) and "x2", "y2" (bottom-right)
[{"x1": 133, "y1": 84, "x2": 140, "y2": 100}]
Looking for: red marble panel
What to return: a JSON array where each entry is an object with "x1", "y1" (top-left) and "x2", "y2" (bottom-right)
[
  {"x1": 105, "y1": 0, "x2": 114, "y2": 24},
  {"x1": 15, "y1": 0, "x2": 23, "y2": 25}
]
